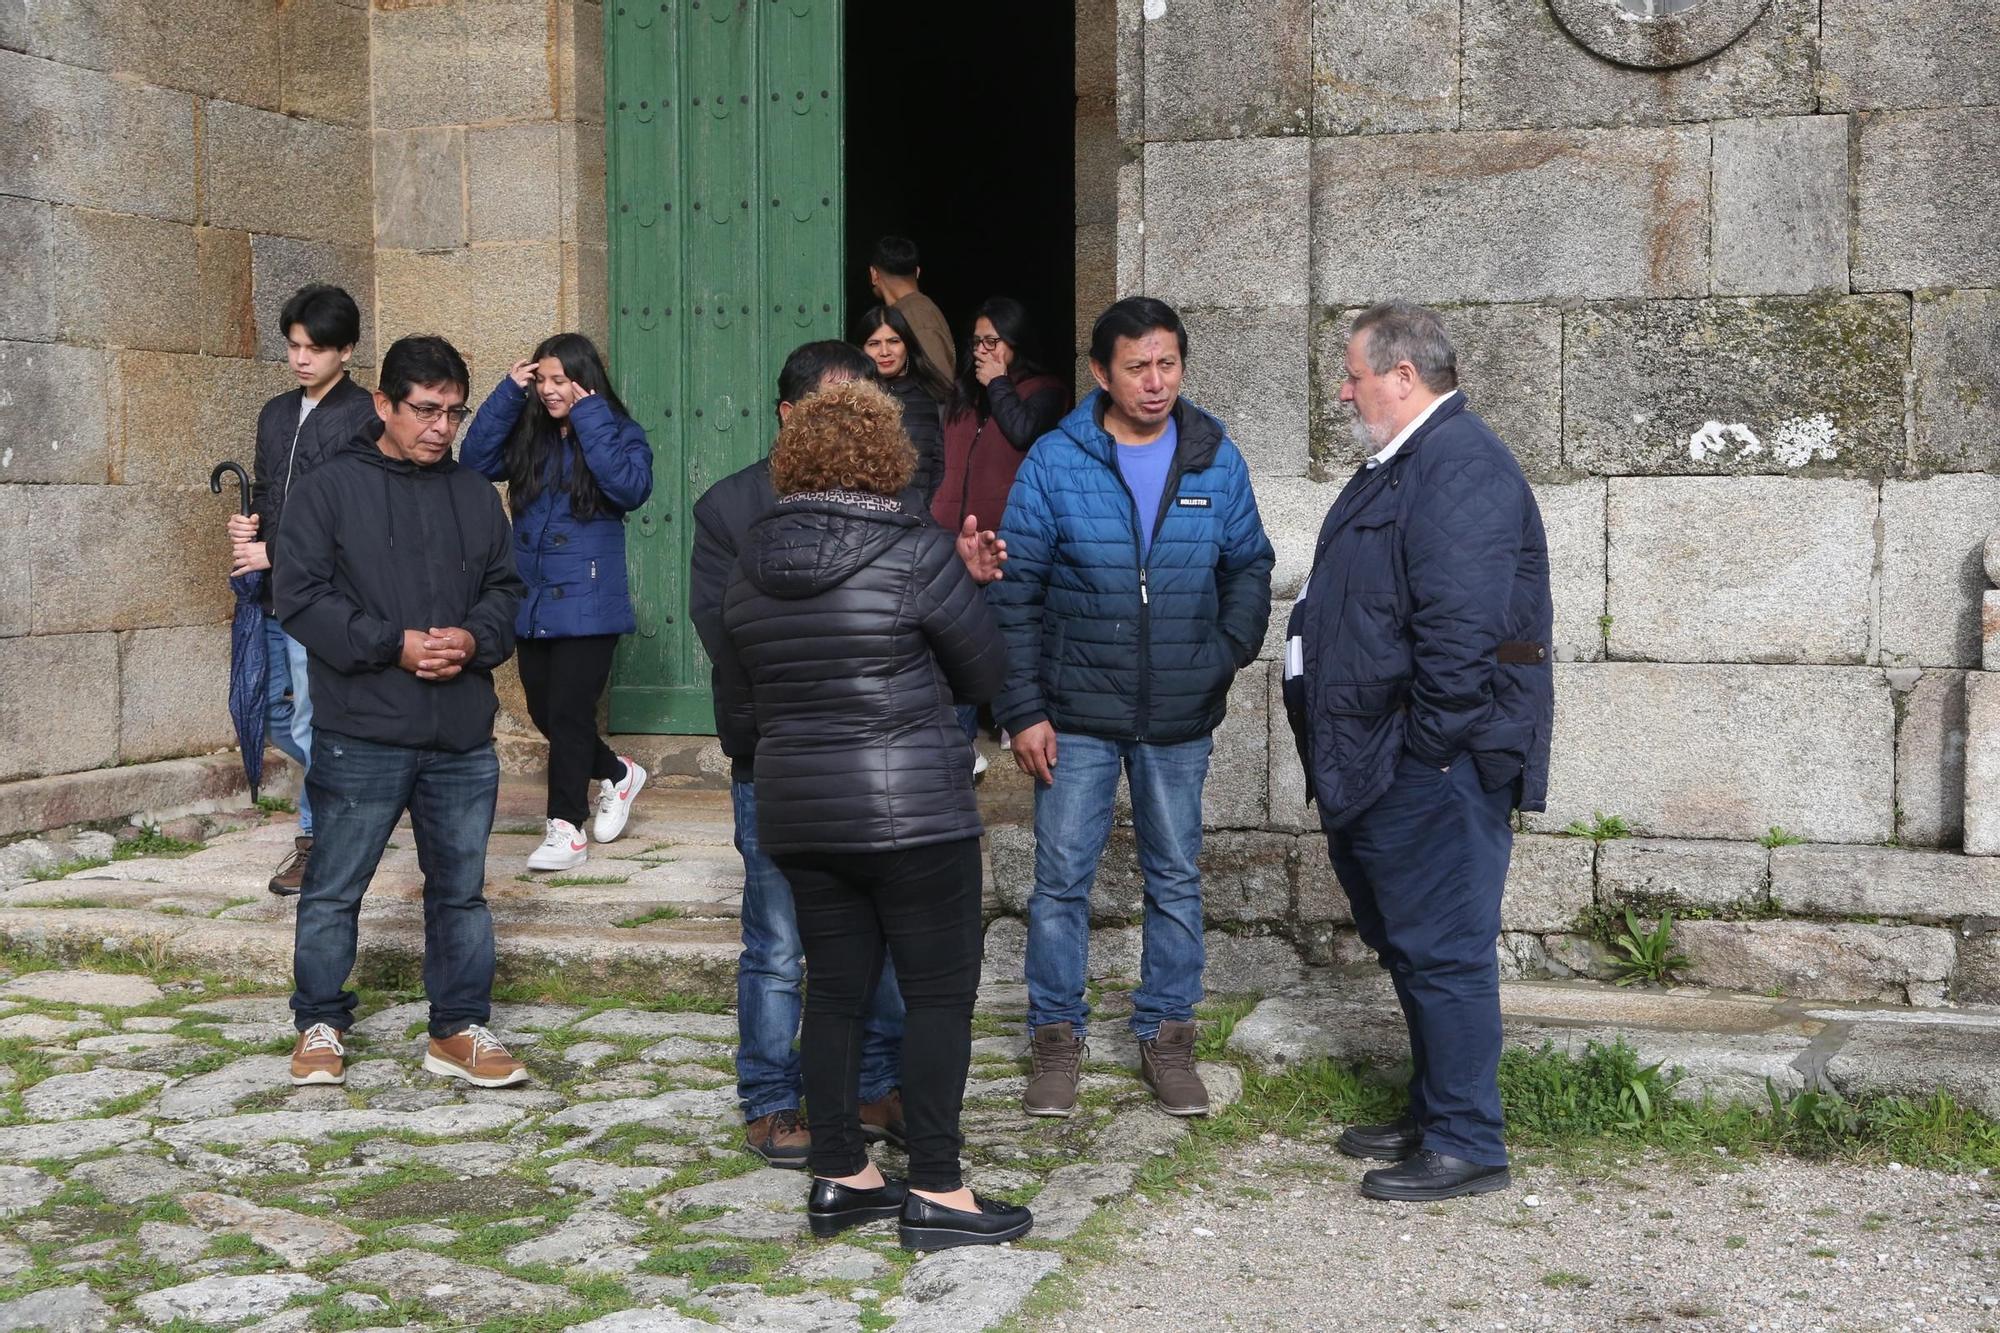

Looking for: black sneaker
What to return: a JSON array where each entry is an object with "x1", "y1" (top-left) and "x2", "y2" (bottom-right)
[
  {"x1": 899, "y1": 1191, "x2": 1033, "y2": 1251},
  {"x1": 808, "y1": 1176, "x2": 907, "y2": 1238}
]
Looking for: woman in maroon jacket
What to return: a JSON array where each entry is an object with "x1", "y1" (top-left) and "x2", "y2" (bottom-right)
[
  {"x1": 931, "y1": 298, "x2": 1069, "y2": 537},
  {"x1": 932, "y1": 298, "x2": 1069, "y2": 760}
]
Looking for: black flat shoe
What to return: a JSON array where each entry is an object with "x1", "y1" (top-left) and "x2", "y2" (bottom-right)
[
  {"x1": 1360, "y1": 1149, "x2": 1511, "y2": 1202},
  {"x1": 899, "y1": 1191, "x2": 1033, "y2": 1251},
  {"x1": 808, "y1": 1176, "x2": 907, "y2": 1238},
  {"x1": 1337, "y1": 1115, "x2": 1421, "y2": 1162}
]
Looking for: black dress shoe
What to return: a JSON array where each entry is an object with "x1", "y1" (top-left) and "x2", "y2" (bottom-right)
[
  {"x1": 808, "y1": 1176, "x2": 907, "y2": 1238},
  {"x1": 899, "y1": 1191, "x2": 1034, "y2": 1251},
  {"x1": 1337, "y1": 1115, "x2": 1421, "y2": 1162},
  {"x1": 1360, "y1": 1149, "x2": 1511, "y2": 1202}
]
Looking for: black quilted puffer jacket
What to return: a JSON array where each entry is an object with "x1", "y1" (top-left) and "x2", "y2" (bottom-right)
[{"x1": 718, "y1": 494, "x2": 1006, "y2": 855}]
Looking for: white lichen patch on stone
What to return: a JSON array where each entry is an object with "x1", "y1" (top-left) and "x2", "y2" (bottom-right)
[
  {"x1": 1688, "y1": 420, "x2": 1762, "y2": 462},
  {"x1": 1770, "y1": 413, "x2": 1840, "y2": 467}
]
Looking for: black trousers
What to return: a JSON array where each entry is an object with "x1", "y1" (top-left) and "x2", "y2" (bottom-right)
[
  {"x1": 773, "y1": 836, "x2": 982, "y2": 1190},
  {"x1": 516, "y1": 635, "x2": 625, "y2": 827}
]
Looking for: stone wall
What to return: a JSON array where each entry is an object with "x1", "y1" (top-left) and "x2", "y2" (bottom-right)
[
  {"x1": 0, "y1": 2, "x2": 606, "y2": 825},
  {"x1": 0, "y1": 0, "x2": 373, "y2": 795},
  {"x1": 1040, "y1": 0, "x2": 2000, "y2": 1003}
]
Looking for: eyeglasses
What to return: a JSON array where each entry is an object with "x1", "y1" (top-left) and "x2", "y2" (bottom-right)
[
  {"x1": 399, "y1": 401, "x2": 472, "y2": 428},
  {"x1": 970, "y1": 335, "x2": 1005, "y2": 351}
]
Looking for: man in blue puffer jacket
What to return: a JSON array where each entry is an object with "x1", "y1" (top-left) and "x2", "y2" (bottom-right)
[
  {"x1": 1282, "y1": 301, "x2": 1553, "y2": 1204},
  {"x1": 991, "y1": 297, "x2": 1273, "y2": 1121}
]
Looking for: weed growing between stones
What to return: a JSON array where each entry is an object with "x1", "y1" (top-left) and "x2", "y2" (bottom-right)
[
  {"x1": 611, "y1": 906, "x2": 683, "y2": 928},
  {"x1": 22, "y1": 862, "x2": 111, "y2": 884},
  {"x1": 1758, "y1": 825, "x2": 1806, "y2": 847},
  {"x1": 254, "y1": 796, "x2": 296, "y2": 815},
  {"x1": 113, "y1": 827, "x2": 205, "y2": 860},
  {"x1": 1611, "y1": 907, "x2": 1691, "y2": 986},
  {"x1": 1561, "y1": 811, "x2": 1632, "y2": 840}
]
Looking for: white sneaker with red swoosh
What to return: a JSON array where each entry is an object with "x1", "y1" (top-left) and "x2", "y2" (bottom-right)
[
  {"x1": 526, "y1": 817, "x2": 589, "y2": 872},
  {"x1": 591, "y1": 757, "x2": 647, "y2": 843}
]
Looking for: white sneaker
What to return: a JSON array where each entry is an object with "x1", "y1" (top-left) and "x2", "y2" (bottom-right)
[
  {"x1": 592, "y1": 757, "x2": 647, "y2": 843},
  {"x1": 972, "y1": 749, "x2": 989, "y2": 778},
  {"x1": 527, "y1": 818, "x2": 588, "y2": 872}
]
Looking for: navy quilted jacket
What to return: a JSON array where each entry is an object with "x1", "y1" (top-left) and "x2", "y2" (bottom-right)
[
  {"x1": 461, "y1": 378, "x2": 653, "y2": 640},
  {"x1": 1283, "y1": 392, "x2": 1553, "y2": 830},
  {"x1": 989, "y1": 392, "x2": 1274, "y2": 744}
]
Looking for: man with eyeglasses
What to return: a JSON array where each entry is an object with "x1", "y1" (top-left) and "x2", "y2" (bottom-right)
[{"x1": 275, "y1": 334, "x2": 529, "y2": 1091}]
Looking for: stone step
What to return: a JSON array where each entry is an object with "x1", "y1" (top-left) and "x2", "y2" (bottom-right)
[
  {"x1": 1226, "y1": 969, "x2": 2000, "y2": 1117},
  {"x1": 0, "y1": 903, "x2": 741, "y2": 998}
]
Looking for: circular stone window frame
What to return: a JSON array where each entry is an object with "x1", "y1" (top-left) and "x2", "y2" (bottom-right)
[{"x1": 1547, "y1": 0, "x2": 1773, "y2": 70}]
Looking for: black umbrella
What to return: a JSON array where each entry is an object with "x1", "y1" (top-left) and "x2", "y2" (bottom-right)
[{"x1": 211, "y1": 461, "x2": 267, "y2": 801}]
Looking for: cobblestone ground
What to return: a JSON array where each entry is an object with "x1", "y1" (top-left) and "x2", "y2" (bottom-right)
[{"x1": 0, "y1": 960, "x2": 1240, "y2": 1333}]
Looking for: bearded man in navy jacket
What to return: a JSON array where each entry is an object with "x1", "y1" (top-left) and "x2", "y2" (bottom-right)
[{"x1": 1283, "y1": 302, "x2": 1554, "y2": 1202}]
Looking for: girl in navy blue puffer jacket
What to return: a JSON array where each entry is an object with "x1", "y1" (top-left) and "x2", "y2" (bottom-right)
[{"x1": 462, "y1": 333, "x2": 654, "y2": 873}]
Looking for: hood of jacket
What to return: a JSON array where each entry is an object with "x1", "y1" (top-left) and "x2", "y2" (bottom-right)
[
  {"x1": 1054, "y1": 390, "x2": 1227, "y2": 472},
  {"x1": 743, "y1": 499, "x2": 923, "y2": 600}
]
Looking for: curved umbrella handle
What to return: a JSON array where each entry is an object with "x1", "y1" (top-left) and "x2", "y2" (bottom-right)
[{"x1": 210, "y1": 461, "x2": 252, "y2": 517}]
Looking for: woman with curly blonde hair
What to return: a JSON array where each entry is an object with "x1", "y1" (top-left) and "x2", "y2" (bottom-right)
[{"x1": 717, "y1": 379, "x2": 1031, "y2": 1251}]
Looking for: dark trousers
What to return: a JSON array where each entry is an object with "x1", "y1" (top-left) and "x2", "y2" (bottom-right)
[
  {"x1": 517, "y1": 635, "x2": 625, "y2": 827},
  {"x1": 292, "y1": 730, "x2": 499, "y2": 1039},
  {"x1": 1325, "y1": 754, "x2": 1515, "y2": 1166},
  {"x1": 773, "y1": 837, "x2": 982, "y2": 1191}
]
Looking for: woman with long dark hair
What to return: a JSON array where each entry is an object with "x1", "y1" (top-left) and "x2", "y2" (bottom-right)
[
  {"x1": 933, "y1": 299, "x2": 1070, "y2": 764},
  {"x1": 855, "y1": 304, "x2": 953, "y2": 506},
  {"x1": 462, "y1": 332, "x2": 654, "y2": 873},
  {"x1": 933, "y1": 297, "x2": 1068, "y2": 536}
]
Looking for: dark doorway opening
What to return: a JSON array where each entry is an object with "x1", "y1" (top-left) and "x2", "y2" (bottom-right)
[{"x1": 843, "y1": 7, "x2": 1076, "y2": 381}]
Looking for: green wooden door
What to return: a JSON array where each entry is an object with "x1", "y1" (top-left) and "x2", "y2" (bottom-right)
[{"x1": 605, "y1": 0, "x2": 845, "y2": 733}]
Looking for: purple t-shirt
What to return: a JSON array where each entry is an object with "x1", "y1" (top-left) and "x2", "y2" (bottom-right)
[{"x1": 1116, "y1": 415, "x2": 1178, "y2": 560}]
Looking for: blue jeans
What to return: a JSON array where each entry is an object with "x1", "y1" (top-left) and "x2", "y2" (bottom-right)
[
  {"x1": 954, "y1": 704, "x2": 980, "y2": 742},
  {"x1": 1026, "y1": 731, "x2": 1212, "y2": 1040},
  {"x1": 732, "y1": 780, "x2": 902, "y2": 1120},
  {"x1": 262, "y1": 614, "x2": 314, "y2": 835},
  {"x1": 292, "y1": 730, "x2": 499, "y2": 1038},
  {"x1": 1326, "y1": 755, "x2": 1515, "y2": 1166}
]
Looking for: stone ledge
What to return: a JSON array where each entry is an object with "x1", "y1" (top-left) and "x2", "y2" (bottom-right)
[
  {"x1": 1770, "y1": 843, "x2": 2000, "y2": 921},
  {"x1": 1227, "y1": 974, "x2": 2000, "y2": 1114},
  {"x1": 0, "y1": 751, "x2": 296, "y2": 840}
]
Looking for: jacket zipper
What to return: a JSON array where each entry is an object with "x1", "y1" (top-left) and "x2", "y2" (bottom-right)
[
  {"x1": 1116, "y1": 425, "x2": 1195, "y2": 741},
  {"x1": 956, "y1": 418, "x2": 988, "y2": 528}
]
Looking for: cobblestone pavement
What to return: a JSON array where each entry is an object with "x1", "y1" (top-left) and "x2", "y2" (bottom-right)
[
  {"x1": 0, "y1": 960, "x2": 1233, "y2": 1333},
  {"x1": 3, "y1": 797, "x2": 1998, "y2": 1330},
  {"x1": 1051, "y1": 1135, "x2": 2000, "y2": 1333}
]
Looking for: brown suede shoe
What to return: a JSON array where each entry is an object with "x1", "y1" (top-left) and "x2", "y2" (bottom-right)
[
  {"x1": 745, "y1": 1109, "x2": 811, "y2": 1169},
  {"x1": 267, "y1": 836, "x2": 312, "y2": 897},
  {"x1": 1024, "y1": 1023, "x2": 1085, "y2": 1118},
  {"x1": 860, "y1": 1088, "x2": 907, "y2": 1148},
  {"x1": 289, "y1": 1023, "x2": 346, "y2": 1086},
  {"x1": 423, "y1": 1024, "x2": 530, "y2": 1088},
  {"x1": 1139, "y1": 1019, "x2": 1209, "y2": 1116}
]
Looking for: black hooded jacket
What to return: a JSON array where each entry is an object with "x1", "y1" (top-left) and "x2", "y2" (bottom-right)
[
  {"x1": 717, "y1": 496, "x2": 1005, "y2": 855},
  {"x1": 249, "y1": 375, "x2": 378, "y2": 612},
  {"x1": 275, "y1": 422, "x2": 524, "y2": 753}
]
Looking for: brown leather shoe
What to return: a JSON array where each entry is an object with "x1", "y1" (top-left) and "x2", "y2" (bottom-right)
[
  {"x1": 860, "y1": 1088, "x2": 907, "y2": 1148},
  {"x1": 1024, "y1": 1023, "x2": 1085, "y2": 1118},
  {"x1": 268, "y1": 836, "x2": 312, "y2": 897},
  {"x1": 1139, "y1": 1019, "x2": 1209, "y2": 1116},
  {"x1": 289, "y1": 1023, "x2": 346, "y2": 1086},
  {"x1": 423, "y1": 1025, "x2": 530, "y2": 1088},
  {"x1": 745, "y1": 1108, "x2": 811, "y2": 1169}
]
